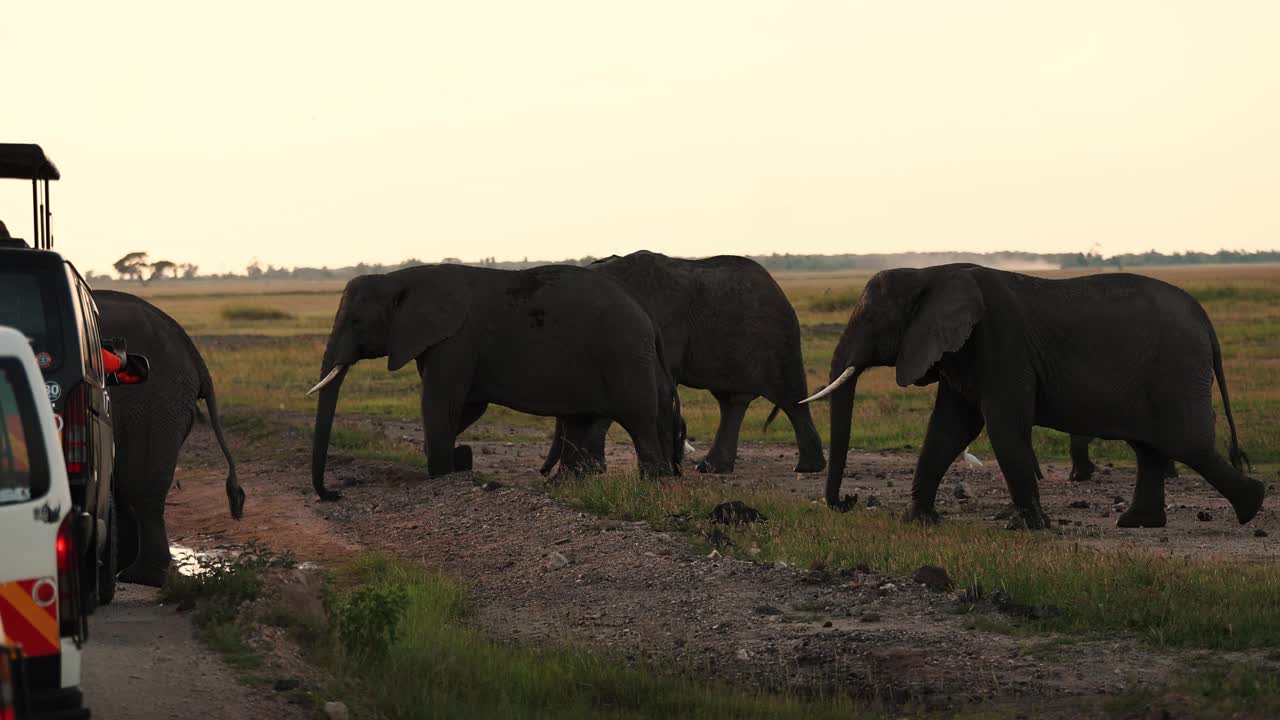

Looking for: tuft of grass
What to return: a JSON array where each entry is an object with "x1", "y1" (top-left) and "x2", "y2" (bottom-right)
[
  {"x1": 302, "y1": 552, "x2": 875, "y2": 720},
  {"x1": 552, "y1": 473, "x2": 1280, "y2": 651},
  {"x1": 220, "y1": 304, "x2": 297, "y2": 322},
  {"x1": 160, "y1": 545, "x2": 295, "y2": 672}
]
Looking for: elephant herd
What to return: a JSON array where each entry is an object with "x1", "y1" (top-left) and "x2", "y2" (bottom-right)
[{"x1": 100, "y1": 252, "x2": 1267, "y2": 586}]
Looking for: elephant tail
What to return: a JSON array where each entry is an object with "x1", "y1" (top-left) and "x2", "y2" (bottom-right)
[
  {"x1": 1211, "y1": 329, "x2": 1250, "y2": 472},
  {"x1": 200, "y1": 374, "x2": 246, "y2": 519},
  {"x1": 761, "y1": 405, "x2": 782, "y2": 432}
]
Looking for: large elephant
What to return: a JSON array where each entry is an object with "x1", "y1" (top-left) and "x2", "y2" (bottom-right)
[
  {"x1": 308, "y1": 264, "x2": 683, "y2": 499},
  {"x1": 94, "y1": 290, "x2": 244, "y2": 586},
  {"x1": 539, "y1": 251, "x2": 825, "y2": 476},
  {"x1": 804, "y1": 264, "x2": 1264, "y2": 530}
]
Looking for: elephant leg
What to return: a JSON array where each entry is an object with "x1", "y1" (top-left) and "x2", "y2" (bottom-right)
[
  {"x1": 540, "y1": 418, "x2": 567, "y2": 476},
  {"x1": 697, "y1": 392, "x2": 753, "y2": 474},
  {"x1": 118, "y1": 493, "x2": 173, "y2": 587},
  {"x1": 1175, "y1": 448, "x2": 1266, "y2": 525},
  {"x1": 616, "y1": 413, "x2": 669, "y2": 479},
  {"x1": 1117, "y1": 442, "x2": 1169, "y2": 528},
  {"x1": 116, "y1": 501, "x2": 139, "y2": 572},
  {"x1": 1162, "y1": 458, "x2": 1179, "y2": 480},
  {"x1": 1068, "y1": 435, "x2": 1096, "y2": 482},
  {"x1": 985, "y1": 410, "x2": 1051, "y2": 530},
  {"x1": 903, "y1": 382, "x2": 984, "y2": 525},
  {"x1": 582, "y1": 417, "x2": 610, "y2": 472},
  {"x1": 551, "y1": 416, "x2": 607, "y2": 478},
  {"x1": 420, "y1": 382, "x2": 462, "y2": 478},
  {"x1": 781, "y1": 402, "x2": 826, "y2": 474},
  {"x1": 451, "y1": 401, "x2": 488, "y2": 472}
]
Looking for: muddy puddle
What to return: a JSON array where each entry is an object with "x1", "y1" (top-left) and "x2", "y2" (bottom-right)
[{"x1": 169, "y1": 542, "x2": 317, "y2": 576}]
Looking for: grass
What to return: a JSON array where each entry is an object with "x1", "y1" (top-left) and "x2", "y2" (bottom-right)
[
  {"x1": 159, "y1": 545, "x2": 296, "y2": 672},
  {"x1": 551, "y1": 472, "x2": 1280, "y2": 651},
  {"x1": 1109, "y1": 663, "x2": 1280, "y2": 719},
  {"x1": 299, "y1": 552, "x2": 877, "y2": 720}
]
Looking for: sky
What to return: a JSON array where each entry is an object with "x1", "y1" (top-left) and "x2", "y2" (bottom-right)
[{"x1": 2, "y1": 1, "x2": 1278, "y2": 276}]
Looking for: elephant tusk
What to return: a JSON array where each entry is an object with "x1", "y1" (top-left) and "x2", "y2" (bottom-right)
[
  {"x1": 684, "y1": 440, "x2": 697, "y2": 454},
  {"x1": 800, "y1": 367, "x2": 857, "y2": 404},
  {"x1": 306, "y1": 365, "x2": 345, "y2": 396},
  {"x1": 962, "y1": 448, "x2": 983, "y2": 467}
]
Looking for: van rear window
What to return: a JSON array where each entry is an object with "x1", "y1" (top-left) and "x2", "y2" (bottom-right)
[
  {"x1": 0, "y1": 271, "x2": 64, "y2": 372},
  {"x1": 0, "y1": 358, "x2": 49, "y2": 505}
]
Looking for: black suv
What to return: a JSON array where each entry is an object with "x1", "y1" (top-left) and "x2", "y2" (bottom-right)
[{"x1": 0, "y1": 144, "x2": 120, "y2": 615}]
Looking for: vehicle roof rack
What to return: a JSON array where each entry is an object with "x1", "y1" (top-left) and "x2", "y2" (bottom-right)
[{"x1": 0, "y1": 143, "x2": 59, "y2": 250}]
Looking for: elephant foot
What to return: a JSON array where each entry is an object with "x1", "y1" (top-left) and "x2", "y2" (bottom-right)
[
  {"x1": 453, "y1": 445, "x2": 474, "y2": 472},
  {"x1": 826, "y1": 494, "x2": 857, "y2": 512},
  {"x1": 317, "y1": 488, "x2": 343, "y2": 502},
  {"x1": 1068, "y1": 461, "x2": 1096, "y2": 482},
  {"x1": 1117, "y1": 506, "x2": 1167, "y2": 528},
  {"x1": 1229, "y1": 479, "x2": 1266, "y2": 525},
  {"x1": 1162, "y1": 461, "x2": 1179, "y2": 480},
  {"x1": 1004, "y1": 505, "x2": 1052, "y2": 530},
  {"x1": 792, "y1": 455, "x2": 826, "y2": 474},
  {"x1": 696, "y1": 458, "x2": 735, "y2": 474},
  {"x1": 902, "y1": 505, "x2": 942, "y2": 526},
  {"x1": 118, "y1": 562, "x2": 169, "y2": 588}
]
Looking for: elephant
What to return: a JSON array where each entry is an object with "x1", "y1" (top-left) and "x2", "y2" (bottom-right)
[
  {"x1": 539, "y1": 251, "x2": 825, "y2": 476},
  {"x1": 308, "y1": 264, "x2": 683, "y2": 500},
  {"x1": 94, "y1": 290, "x2": 244, "y2": 586},
  {"x1": 803, "y1": 264, "x2": 1264, "y2": 530},
  {"x1": 1065, "y1": 434, "x2": 1176, "y2": 482}
]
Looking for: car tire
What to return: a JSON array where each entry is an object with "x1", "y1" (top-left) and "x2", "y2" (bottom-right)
[{"x1": 97, "y1": 495, "x2": 118, "y2": 606}]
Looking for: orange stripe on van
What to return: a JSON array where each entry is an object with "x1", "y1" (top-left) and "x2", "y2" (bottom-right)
[{"x1": 0, "y1": 580, "x2": 59, "y2": 657}]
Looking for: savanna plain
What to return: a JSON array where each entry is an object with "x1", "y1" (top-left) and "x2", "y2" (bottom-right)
[{"x1": 114, "y1": 264, "x2": 1280, "y2": 719}]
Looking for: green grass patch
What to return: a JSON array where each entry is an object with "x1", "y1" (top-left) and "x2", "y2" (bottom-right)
[
  {"x1": 304, "y1": 552, "x2": 875, "y2": 720},
  {"x1": 1109, "y1": 663, "x2": 1280, "y2": 719},
  {"x1": 551, "y1": 473, "x2": 1280, "y2": 651},
  {"x1": 160, "y1": 545, "x2": 295, "y2": 673},
  {"x1": 220, "y1": 304, "x2": 297, "y2": 322}
]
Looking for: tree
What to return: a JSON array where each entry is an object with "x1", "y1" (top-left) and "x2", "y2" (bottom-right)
[
  {"x1": 113, "y1": 252, "x2": 150, "y2": 284},
  {"x1": 149, "y1": 260, "x2": 177, "y2": 282},
  {"x1": 179, "y1": 263, "x2": 199, "y2": 279}
]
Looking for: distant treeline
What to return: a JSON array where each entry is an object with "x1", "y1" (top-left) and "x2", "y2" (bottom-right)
[{"x1": 91, "y1": 249, "x2": 1280, "y2": 283}]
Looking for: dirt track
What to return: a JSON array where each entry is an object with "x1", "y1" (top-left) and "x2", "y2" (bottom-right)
[{"x1": 128, "y1": 409, "x2": 1279, "y2": 716}]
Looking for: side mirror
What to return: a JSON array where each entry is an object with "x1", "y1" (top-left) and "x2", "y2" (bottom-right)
[{"x1": 107, "y1": 354, "x2": 150, "y2": 386}]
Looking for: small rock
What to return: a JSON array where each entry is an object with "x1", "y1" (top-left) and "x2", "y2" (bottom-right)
[
  {"x1": 708, "y1": 501, "x2": 767, "y2": 525},
  {"x1": 1197, "y1": 511, "x2": 1214, "y2": 522},
  {"x1": 736, "y1": 648, "x2": 752, "y2": 661},
  {"x1": 480, "y1": 446, "x2": 494, "y2": 455},
  {"x1": 822, "y1": 621, "x2": 833, "y2": 628},
  {"x1": 324, "y1": 701, "x2": 349, "y2": 720},
  {"x1": 865, "y1": 496, "x2": 880, "y2": 508},
  {"x1": 1255, "y1": 529, "x2": 1269, "y2": 538},
  {"x1": 480, "y1": 480, "x2": 502, "y2": 491},
  {"x1": 878, "y1": 583, "x2": 897, "y2": 594},
  {"x1": 753, "y1": 605, "x2": 784, "y2": 616},
  {"x1": 800, "y1": 568, "x2": 831, "y2": 585},
  {"x1": 954, "y1": 482, "x2": 973, "y2": 500},
  {"x1": 885, "y1": 480, "x2": 895, "y2": 487},
  {"x1": 860, "y1": 612, "x2": 881, "y2": 623},
  {"x1": 911, "y1": 565, "x2": 954, "y2": 592},
  {"x1": 273, "y1": 677, "x2": 302, "y2": 692},
  {"x1": 544, "y1": 551, "x2": 571, "y2": 571},
  {"x1": 1068, "y1": 500, "x2": 1090, "y2": 509}
]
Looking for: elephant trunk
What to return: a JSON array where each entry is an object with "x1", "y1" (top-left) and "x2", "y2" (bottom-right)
[
  {"x1": 824, "y1": 370, "x2": 859, "y2": 507},
  {"x1": 310, "y1": 363, "x2": 350, "y2": 501}
]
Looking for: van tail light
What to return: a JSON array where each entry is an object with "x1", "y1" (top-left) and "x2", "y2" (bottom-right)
[
  {"x1": 61, "y1": 383, "x2": 88, "y2": 478},
  {"x1": 56, "y1": 512, "x2": 82, "y2": 641}
]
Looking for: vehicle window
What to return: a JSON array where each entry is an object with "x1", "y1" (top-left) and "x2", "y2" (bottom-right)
[
  {"x1": 0, "y1": 359, "x2": 49, "y2": 505},
  {"x1": 75, "y1": 281, "x2": 102, "y2": 383},
  {"x1": 0, "y1": 271, "x2": 64, "y2": 372}
]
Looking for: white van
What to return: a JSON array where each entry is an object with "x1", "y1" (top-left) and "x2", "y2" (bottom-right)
[{"x1": 0, "y1": 326, "x2": 87, "y2": 718}]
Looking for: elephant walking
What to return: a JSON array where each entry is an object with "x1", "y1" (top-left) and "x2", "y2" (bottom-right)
[
  {"x1": 309, "y1": 264, "x2": 683, "y2": 499},
  {"x1": 95, "y1": 290, "x2": 244, "y2": 586},
  {"x1": 540, "y1": 251, "x2": 825, "y2": 476},
  {"x1": 805, "y1": 265, "x2": 1263, "y2": 530}
]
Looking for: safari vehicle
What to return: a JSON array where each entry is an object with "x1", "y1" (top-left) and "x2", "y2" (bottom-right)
[{"x1": 0, "y1": 326, "x2": 89, "y2": 719}]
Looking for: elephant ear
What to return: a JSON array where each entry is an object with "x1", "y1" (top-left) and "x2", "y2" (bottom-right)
[
  {"x1": 387, "y1": 281, "x2": 470, "y2": 371},
  {"x1": 895, "y1": 272, "x2": 984, "y2": 388}
]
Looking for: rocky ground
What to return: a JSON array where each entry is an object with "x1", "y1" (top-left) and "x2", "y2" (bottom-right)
[{"x1": 147, "y1": 408, "x2": 1280, "y2": 718}]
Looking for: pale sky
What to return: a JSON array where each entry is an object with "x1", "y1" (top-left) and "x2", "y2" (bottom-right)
[{"x1": 2, "y1": 1, "x2": 1277, "y2": 275}]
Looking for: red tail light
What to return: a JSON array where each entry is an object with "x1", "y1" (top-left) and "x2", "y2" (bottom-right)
[
  {"x1": 56, "y1": 513, "x2": 81, "y2": 640},
  {"x1": 60, "y1": 383, "x2": 88, "y2": 478}
]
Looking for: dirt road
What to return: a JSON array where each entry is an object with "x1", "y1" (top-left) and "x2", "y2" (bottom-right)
[{"x1": 79, "y1": 584, "x2": 306, "y2": 720}]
